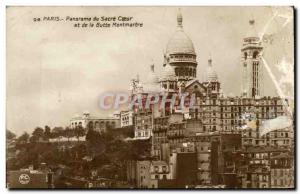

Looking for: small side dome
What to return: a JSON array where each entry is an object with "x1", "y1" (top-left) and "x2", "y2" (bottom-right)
[
  {"x1": 161, "y1": 64, "x2": 176, "y2": 79},
  {"x1": 145, "y1": 64, "x2": 158, "y2": 84},
  {"x1": 143, "y1": 64, "x2": 160, "y2": 92}
]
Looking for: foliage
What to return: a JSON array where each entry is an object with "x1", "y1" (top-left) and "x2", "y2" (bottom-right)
[
  {"x1": 17, "y1": 132, "x2": 30, "y2": 144},
  {"x1": 7, "y1": 124, "x2": 150, "y2": 182},
  {"x1": 44, "y1": 125, "x2": 51, "y2": 140},
  {"x1": 7, "y1": 130, "x2": 16, "y2": 140}
]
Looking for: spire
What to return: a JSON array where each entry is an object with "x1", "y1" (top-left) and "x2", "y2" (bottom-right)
[{"x1": 177, "y1": 8, "x2": 183, "y2": 28}]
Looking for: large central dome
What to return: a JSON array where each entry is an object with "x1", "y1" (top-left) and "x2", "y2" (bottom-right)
[
  {"x1": 166, "y1": 30, "x2": 195, "y2": 55},
  {"x1": 162, "y1": 9, "x2": 198, "y2": 81},
  {"x1": 166, "y1": 10, "x2": 195, "y2": 55}
]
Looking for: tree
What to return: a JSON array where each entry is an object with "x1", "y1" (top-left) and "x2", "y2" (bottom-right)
[
  {"x1": 51, "y1": 127, "x2": 64, "y2": 138},
  {"x1": 75, "y1": 125, "x2": 85, "y2": 141},
  {"x1": 86, "y1": 128, "x2": 105, "y2": 156},
  {"x1": 44, "y1": 125, "x2": 51, "y2": 140},
  {"x1": 7, "y1": 130, "x2": 16, "y2": 140},
  {"x1": 65, "y1": 127, "x2": 74, "y2": 141},
  {"x1": 30, "y1": 127, "x2": 44, "y2": 142},
  {"x1": 17, "y1": 132, "x2": 30, "y2": 144}
]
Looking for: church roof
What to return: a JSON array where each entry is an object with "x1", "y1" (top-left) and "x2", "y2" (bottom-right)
[{"x1": 185, "y1": 79, "x2": 200, "y2": 88}]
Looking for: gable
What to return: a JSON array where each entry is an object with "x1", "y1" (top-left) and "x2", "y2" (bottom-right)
[{"x1": 184, "y1": 80, "x2": 206, "y2": 95}]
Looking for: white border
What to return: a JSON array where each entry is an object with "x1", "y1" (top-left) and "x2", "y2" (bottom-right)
[{"x1": 1, "y1": 0, "x2": 298, "y2": 194}]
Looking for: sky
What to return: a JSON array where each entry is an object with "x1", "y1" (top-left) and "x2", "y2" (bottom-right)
[{"x1": 6, "y1": 6, "x2": 294, "y2": 135}]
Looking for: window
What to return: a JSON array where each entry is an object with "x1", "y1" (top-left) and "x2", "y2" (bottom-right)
[
  {"x1": 162, "y1": 166, "x2": 167, "y2": 172},
  {"x1": 253, "y1": 51, "x2": 259, "y2": 59},
  {"x1": 154, "y1": 166, "x2": 159, "y2": 173},
  {"x1": 213, "y1": 126, "x2": 216, "y2": 131}
]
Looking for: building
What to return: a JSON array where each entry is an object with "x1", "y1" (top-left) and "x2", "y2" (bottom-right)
[
  {"x1": 193, "y1": 133, "x2": 212, "y2": 185},
  {"x1": 124, "y1": 9, "x2": 294, "y2": 189},
  {"x1": 210, "y1": 133, "x2": 242, "y2": 187},
  {"x1": 70, "y1": 112, "x2": 120, "y2": 134},
  {"x1": 236, "y1": 147, "x2": 293, "y2": 188},
  {"x1": 120, "y1": 110, "x2": 134, "y2": 128},
  {"x1": 270, "y1": 152, "x2": 294, "y2": 188},
  {"x1": 133, "y1": 108, "x2": 153, "y2": 140},
  {"x1": 175, "y1": 146, "x2": 198, "y2": 187},
  {"x1": 136, "y1": 160, "x2": 151, "y2": 188},
  {"x1": 149, "y1": 161, "x2": 171, "y2": 188}
]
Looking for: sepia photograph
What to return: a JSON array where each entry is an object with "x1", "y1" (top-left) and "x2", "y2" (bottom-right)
[{"x1": 6, "y1": 6, "x2": 295, "y2": 189}]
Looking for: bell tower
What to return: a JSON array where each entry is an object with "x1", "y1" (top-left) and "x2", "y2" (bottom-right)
[{"x1": 241, "y1": 20, "x2": 263, "y2": 98}]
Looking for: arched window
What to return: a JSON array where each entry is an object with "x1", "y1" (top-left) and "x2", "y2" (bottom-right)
[
  {"x1": 111, "y1": 122, "x2": 116, "y2": 128},
  {"x1": 253, "y1": 51, "x2": 259, "y2": 59},
  {"x1": 175, "y1": 68, "x2": 179, "y2": 76},
  {"x1": 95, "y1": 121, "x2": 100, "y2": 130},
  {"x1": 88, "y1": 121, "x2": 93, "y2": 130},
  {"x1": 244, "y1": 52, "x2": 248, "y2": 59},
  {"x1": 163, "y1": 83, "x2": 167, "y2": 89}
]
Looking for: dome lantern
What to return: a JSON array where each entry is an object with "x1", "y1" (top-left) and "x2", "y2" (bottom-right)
[{"x1": 177, "y1": 8, "x2": 183, "y2": 28}]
